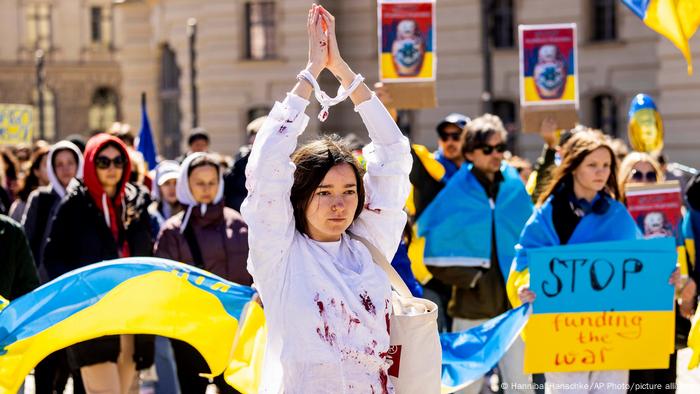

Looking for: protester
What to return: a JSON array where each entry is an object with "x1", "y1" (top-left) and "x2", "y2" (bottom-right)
[
  {"x1": 418, "y1": 114, "x2": 534, "y2": 394},
  {"x1": 240, "y1": 5, "x2": 411, "y2": 392},
  {"x1": 145, "y1": 159, "x2": 182, "y2": 394},
  {"x1": 0, "y1": 214, "x2": 39, "y2": 301},
  {"x1": 154, "y1": 152, "x2": 250, "y2": 393},
  {"x1": 223, "y1": 116, "x2": 265, "y2": 212},
  {"x1": 507, "y1": 155, "x2": 533, "y2": 185},
  {"x1": 22, "y1": 140, "x2": 85, "y2": 394},
  {"x1": 176, "y1": 128, "x2": 210, "y2": 163},
  {"x1": 9, "y1": 146, "x2": 50, "y2": 222},
  {"x1": 510, "y1": 130, "x2": 678, "y2": 393},
  {"x1": 148, "y1": 160, "x2": 182, "y2": 236},
  {"x1": 43, "y1": 134, "x2": 154, "y2": 394},
  {"x1": 618, "y1": 152, "x2": 685, "y2": 393}
]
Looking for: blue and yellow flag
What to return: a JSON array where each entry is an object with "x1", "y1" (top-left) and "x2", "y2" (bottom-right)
[
  {"x1": 622, "y1": 0, "x2": 700, "y2": 74},
  {"x1": 0, "y1": 257, "x2": 254, "y2": 393},
  {"x1": 224, "y1": 303, "x2": 531, "y2": 394}
]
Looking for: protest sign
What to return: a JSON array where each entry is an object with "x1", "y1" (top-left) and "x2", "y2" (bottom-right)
[
  {"x1": 626, "y1": 181, "x2": 682, "y2": 240},
  {"x1": 0, "y1": 104, "x2": 34, "y2": 145},
  {"x1": 377, "y1": 0, "x2": 437, "y2": 108},
  {"x1": 518, "y1": 24, "x2": 579, "y2": 132},
  {"x1": 524, "y1": 238, "x2": 676, "y2": 372}
]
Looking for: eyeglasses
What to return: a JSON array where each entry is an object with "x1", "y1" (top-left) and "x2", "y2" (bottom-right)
[
  {"x1": 630, "y1": 169, "x2": 657, "y2": 183},
  {"x1": 95, "y1": 155, "x2": 125, "y2": 170},
  {"x1": 439, "y1": 132, "x2": 461, "y2": 142},
  {"x1": 477, "y1": 143, "x2": 507, "y2": 155}
]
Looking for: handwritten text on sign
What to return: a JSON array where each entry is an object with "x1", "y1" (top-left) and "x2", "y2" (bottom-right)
[
  {"x1": 0, "y1": 104, "x2": 34, "y2": 145},
  {"x1": 524, "y1": 238, "x2": 676, "y2": 372},
  {"x1": 528, "y1": 238, "x2": 676, "y2": 314}
]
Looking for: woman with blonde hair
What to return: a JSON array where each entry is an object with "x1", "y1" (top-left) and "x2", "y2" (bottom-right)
[{"x1": 618, "y1": 151, "x2": 664, "y2": 195}]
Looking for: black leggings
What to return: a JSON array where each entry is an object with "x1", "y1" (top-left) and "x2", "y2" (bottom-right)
[{"x1": 169, "y1": 339, "x2": 239, "y2": 394}]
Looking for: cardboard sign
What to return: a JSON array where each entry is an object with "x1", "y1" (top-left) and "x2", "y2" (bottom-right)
[
  {"x1": 0, "y1": 104, "x2": 34, "y2": 145},
  {"x1": 378, "y1": 0, "x2": 436, "y2": 82},
  {"x1": 625, "y1": 181, "x2": 683, "y2": 240},
  {"x1": 519, "y1": 24, "x2": 579, "y2": 132},
  {"x1": 525, "y1": 238, "x2": 676, "y2": 372}
]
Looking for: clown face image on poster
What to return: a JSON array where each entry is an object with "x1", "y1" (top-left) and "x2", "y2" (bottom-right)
[
  {"x1": 519, "y1": 24, "x2": 578, "y2": 106},
  {"x1": 379, "y1": 0, "x2": 435, "y2": 82}
]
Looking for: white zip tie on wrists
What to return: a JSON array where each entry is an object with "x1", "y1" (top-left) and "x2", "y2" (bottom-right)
[{"x1": 297, "y1": 70, "x2": 365, "y2": 122}]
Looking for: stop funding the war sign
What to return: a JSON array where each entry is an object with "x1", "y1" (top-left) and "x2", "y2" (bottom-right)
[{"x1": 524, "y1": 238, "x2": 676, "y2": 373}]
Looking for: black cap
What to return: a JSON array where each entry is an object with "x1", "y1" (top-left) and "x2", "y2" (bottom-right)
[{"x1": 436, "y1": 113, "x2": 470, "y2": 134}]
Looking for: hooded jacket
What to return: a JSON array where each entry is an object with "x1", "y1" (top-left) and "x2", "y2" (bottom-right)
[
  {"x1": 154, "y1": 152, "x2": 251, "y2": 285},
  {"x1": 22, "y1": 141, "x2": 84, "y2": 268},
  {"x1": 43, "y1": 133, "x2": 154, "y2": 369}
]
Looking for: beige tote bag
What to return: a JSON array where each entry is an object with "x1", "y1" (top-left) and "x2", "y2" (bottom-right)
[{"x1": 350, "y1": 233, "x2": 442, "y2": 394}]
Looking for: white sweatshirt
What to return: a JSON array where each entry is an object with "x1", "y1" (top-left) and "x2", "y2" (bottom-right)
[{"x1": 241, "y1": 92, "x2": 412, "y2": 394}]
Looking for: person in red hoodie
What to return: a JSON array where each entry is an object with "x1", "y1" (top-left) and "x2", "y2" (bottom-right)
[{"x1": 43, "y1": 133, "x2": 154, "y2": 394}]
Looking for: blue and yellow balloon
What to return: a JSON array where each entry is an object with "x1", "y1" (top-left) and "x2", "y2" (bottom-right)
[{"x1": 628, "y1": 93, "x2": 664, "y2": 154}]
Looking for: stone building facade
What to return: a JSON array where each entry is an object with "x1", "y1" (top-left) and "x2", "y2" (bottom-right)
[
  {"x1": 2, "y1": 0, "x2": 698, "y2": 167},
  {"x1": 0, "y1": 0, "x2": 121, "y2": 141}
]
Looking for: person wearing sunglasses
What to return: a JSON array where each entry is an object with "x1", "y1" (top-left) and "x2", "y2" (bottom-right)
[
  {"x1": 44, "y1": 133, "x2": 154, "y2": 394},
  {"x1": 417, "y1": 114, "x2": 534, "y2": 394},
  {"x1": 617, "y1": 151, "x2": 688, "y2": 393}
]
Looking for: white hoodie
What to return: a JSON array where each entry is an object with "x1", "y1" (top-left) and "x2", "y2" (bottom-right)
[
  {"x1": 46, "y1": 141, "x2": 84, "y2": 198},
  {"x1": 176, "y1": 152, "x2": 224, "y2": 233}
]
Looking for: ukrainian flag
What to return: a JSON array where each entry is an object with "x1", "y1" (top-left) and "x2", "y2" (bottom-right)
[
  {"x1": 0, "y1": 258, "x2": 254, "y2": 393},
  {"x1": 622, "y1": 0, "x2": 700, "y2": 74}
]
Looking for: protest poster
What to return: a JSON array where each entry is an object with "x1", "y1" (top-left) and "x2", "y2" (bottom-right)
[
  {"x1": 625, "y1": 181, "x2": 683, "y2": 240},
  {"x1": 0, "y1": 104, "x2": 34, "y2": 145},
  {"x1": 377, "y1": 0, "x2": 437, "y2": 109},
  {"x1": 524, "y1": 238, "x2": 677, "y2": 373},
  {"x1": 518, "y1": 24, "x2": 579, "y2": 132}
]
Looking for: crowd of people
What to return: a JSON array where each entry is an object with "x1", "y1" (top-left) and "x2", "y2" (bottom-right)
[{"x1": 2, "y1": 4, "x2": 700, "y2": 394}]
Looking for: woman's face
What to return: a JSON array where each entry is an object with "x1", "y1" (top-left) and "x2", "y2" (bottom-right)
[
  {"x1": 305, "y1": 163, "x2": 359, "y2": 242},
  {"x1": 188, "y1": 165, "x2": 218, "y2": 204},
  {"x1": 35, "y1": 154, "x2": 49, "y2": 186},
  {"x1": 627, "y1": 161, "x2": 657, "y2": 184},
  {"x1": 53, "y1": 150, "x2": 78, "y2": 188},
  {"x1": 95, "y1": 146, "x2": 124, "y2": 190},
  {"x1": 160, "y1": 179, "x2": 178, "y2": 205},
  {"x1": 572, "y1": 147, "x2": 611, "y2": 197}
]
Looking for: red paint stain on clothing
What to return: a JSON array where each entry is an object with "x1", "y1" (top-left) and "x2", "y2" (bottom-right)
[
  {"x1": 384, "y1": 299, "x2": 391, "y2": 335},
  {"x1": 360, "y1": 291, "x2": 376, "y2": 315},
  {"x1": 314, "y1": 293, "x2": 336, "y2": 346},
  {"x1": 379, "y1": 369, "x2": 389, "y2": 394}
]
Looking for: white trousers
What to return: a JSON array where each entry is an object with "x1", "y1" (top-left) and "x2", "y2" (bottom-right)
[{"x1": 451, "y1": 317, "x2": 534, "y2": 394}]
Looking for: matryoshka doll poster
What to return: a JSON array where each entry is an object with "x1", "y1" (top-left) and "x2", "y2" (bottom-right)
[
  {"x1": 378, "y1": 0, "x2": 436, "y2": 82},
  {"x1": 519, "y1": 24, "x2": 579, "y2": 107}
]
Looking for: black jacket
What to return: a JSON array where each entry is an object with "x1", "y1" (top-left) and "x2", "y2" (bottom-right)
[
  {"x1": 43, "y1": 180, "x2": 154, "y2": 369},
  {"x1": 223, "y1": 153, "x2": 249, "y2": 212},
  {"x1": 0, "y1": 214, "x2": 39, "y2": 300}
]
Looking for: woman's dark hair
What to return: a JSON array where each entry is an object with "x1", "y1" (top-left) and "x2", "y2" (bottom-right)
[
  {"x1": 18, "y1": 147, "x2": 50, "y2": 201},
  {"x1": 537, "y1": 129, "x2": 621, "y2": 206},
  {"x1": 187, "y1": 154, "x2": 220, "y2": 177},
  {"x1": 290, "y1": 135, "x2": 365, "y2": 235},
  {"x1": 460, "y1": 113, "x2": 509, "y2": 157}
]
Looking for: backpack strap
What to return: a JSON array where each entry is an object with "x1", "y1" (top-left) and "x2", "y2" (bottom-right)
[
  {"x1": 183, "y1": 223, "x2": 205, "y2": 269},
  {"x1": 348, "y1": 231, "x2": 412, "y2": 298}
]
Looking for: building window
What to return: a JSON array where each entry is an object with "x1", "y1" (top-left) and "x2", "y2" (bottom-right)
[
  {"x1": 90, "y1": 6, "x2": 112, "y2": 46},
  {"x1": 26, "y1": 3, "x2": 52, "y2": 51},
  {"x1": 592, "y1": 94, "x2": 618, "y2": 136},
  {"x1": 89, "y1": 87, "x2": 118, "y2": 133},
  {"x1": 491, "y1": 0, "x2": 514, "y2": 48},
  {"x1": 32, "y1": 88, "x2": 56, "y2": 141},
  {"x1": 245, "y1": 2, "x2": 276, "y2": 60},
  {"x1": 591, "y1": 0, "x2": 617, "y2": 42}
]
